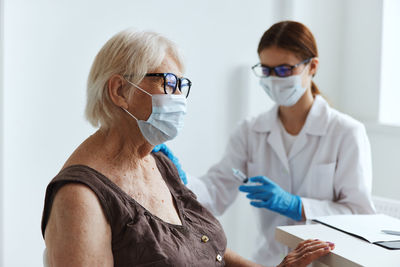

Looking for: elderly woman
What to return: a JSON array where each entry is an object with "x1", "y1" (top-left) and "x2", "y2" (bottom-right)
[{"x1": 41, "y1": 29, "x2": 334, "y2": 266}]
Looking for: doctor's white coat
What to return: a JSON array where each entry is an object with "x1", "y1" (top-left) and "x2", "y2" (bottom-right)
[{"x1": 187, "y1": 95, "x2": 375, "y2": 266}]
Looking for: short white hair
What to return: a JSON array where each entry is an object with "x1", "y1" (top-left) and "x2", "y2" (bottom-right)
[{"x1": 85, "y1": 28, "x2": 184, "y2": 129}]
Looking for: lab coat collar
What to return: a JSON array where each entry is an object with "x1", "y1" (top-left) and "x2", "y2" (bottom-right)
[{"x1": 252, "y1": 95, "x2": 330, "y2": 136}]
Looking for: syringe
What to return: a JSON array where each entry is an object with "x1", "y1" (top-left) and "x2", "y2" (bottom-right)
[{"x1": 232, "y1": 168, "x2": 249, "y2": 183}]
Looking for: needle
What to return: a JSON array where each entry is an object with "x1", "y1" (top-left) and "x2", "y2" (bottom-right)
[{"x1": 232, "y1": 168, "x2": 249, "y2": 183}]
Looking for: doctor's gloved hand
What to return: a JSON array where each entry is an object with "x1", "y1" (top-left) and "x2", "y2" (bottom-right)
[
  {"x1": 152, "y1": 144, "x2": 187, "y2": 185},
  {"x1": 238, "y1": 176, "x2": 303, "y2": 221}
]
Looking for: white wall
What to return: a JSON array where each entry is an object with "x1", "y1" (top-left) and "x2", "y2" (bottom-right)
[
  {"x1": 368, "y1": 0, "x2": 400, "y2": 200},
  {"x1": 340, "y1": 0, "x2": 383, "y2": 122},
  {"x1": 379, "y1": 0, "x2": 400, "y2": 125},
  {"x1": 331, "y1": 0, "x2": 400, "y2": 201},
  {"x1": 0, "y1": 0, "x2": 4, "y2": 264},
  {"x1": 367, "y1": 124, "x2": 400, "y2": 200},
  {"x1": 1, "y1": 0, "x2": 399, "y2": 267}
]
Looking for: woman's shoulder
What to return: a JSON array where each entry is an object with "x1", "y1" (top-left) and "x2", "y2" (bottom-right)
[
  {"x1": 49, "y1": 182, "x2": 106, "y2": 221},
  {"x1": 308, "y1": 95, "x2": 362, "y2": 132},
  {"x1": 41, "y1": 167, "x2": 112, "y2": 238},
  {"x1": 233, "y1": 106, "x2": 278, "y2": 134},
  {"x1": 50, "y1": 164, "x2": 111, "y2": 189},
  {"x1": 327, "y1": 106, "x2": 365, "y2": 133},
  {"x1": 41, "y1": 165, "x2": 117, "y2": 237}
]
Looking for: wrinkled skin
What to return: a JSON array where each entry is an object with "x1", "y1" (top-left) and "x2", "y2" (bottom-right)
[{"x1": 277, "y1": 239, "x2": 335, "y2": 267}]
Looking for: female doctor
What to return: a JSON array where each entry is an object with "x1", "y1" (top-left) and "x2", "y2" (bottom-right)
[{"x1": 157, "y1": 20, "x2": 375, "y2": 266}]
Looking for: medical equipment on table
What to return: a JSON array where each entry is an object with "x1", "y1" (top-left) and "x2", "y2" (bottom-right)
[{"x1": 232, "y1": 168, "x2": 249, "y2": 183}]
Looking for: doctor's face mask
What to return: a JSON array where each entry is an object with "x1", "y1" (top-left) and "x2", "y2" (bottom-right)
[
  {"x1": 259, "y1": 63, "x2": 310, "y2": 107},
  {"x1": 121, "y1": 80, "x2": 187, "y2": 146}
]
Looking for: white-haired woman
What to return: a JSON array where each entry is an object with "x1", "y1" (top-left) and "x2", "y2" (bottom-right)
[{"x1": 41, "y1": 29, "x2": 334, "y2": 266}]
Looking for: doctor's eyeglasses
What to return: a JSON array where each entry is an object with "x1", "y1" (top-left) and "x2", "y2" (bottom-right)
[
  {"x1": 252, "y1": 58, "x2": 312, "y2": 78},
  {"x1": 146, "y1": 73, "x2": 192, "y2": 98}
]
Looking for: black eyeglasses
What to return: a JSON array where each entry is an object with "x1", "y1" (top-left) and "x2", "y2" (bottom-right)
[
  {"x1": 252, "y1": 58, "x2": 312, "y2": 78},
  {"x1": 145, "y1": 73, "x2": 192, "y2": 98}
]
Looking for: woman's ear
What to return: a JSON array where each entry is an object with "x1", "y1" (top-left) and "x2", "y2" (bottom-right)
[
  {"x1": 108, "y1": 74, "x2": 129, "y2": 109},
  {"x1": 309, "y1": 57, "x2": 319, "y2": 77}
]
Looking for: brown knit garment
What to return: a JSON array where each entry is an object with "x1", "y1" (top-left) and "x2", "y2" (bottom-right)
[{"x1": 41, "y1": 152, "x2": 227, "y2": 266}]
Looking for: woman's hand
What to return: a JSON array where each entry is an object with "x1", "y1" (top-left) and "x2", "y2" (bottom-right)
[{"x1": 277, "y1": 239, "x2": 334, "y2": 267}]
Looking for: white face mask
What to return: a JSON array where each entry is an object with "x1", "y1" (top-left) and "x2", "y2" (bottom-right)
[
  {"x1": 259, "y1": 67, "x2": 308, "y2": 107},
  {"x1": 122, "y1": 81, "x2": 187, "y2": 146}
]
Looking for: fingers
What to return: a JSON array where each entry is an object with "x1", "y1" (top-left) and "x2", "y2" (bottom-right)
[
  {"x1": 296, "y1": 239, "x2": 326, "y2": 248},
  {"x1": 298, "y1": 245, "x2": 332, "y2": 265},
  {"x1": 246, "y1": 192, "x2": 272, "y2": 200},
  {"x1": 238, "y1": 184, "x2": 264, "y2": 193},
  {"x1": 250, "y1": 201, "x2": 266, "y2": 208},
  {"x1": 162, "y1": 145, "x2": 172, "y2": 156},
  {"x1": 171, "y1": 156, "x2": 179, "y2": 165},
  {"x1": 279, "y1": 239, "x2": 334, "y2": 267},
  {"x1": 296, "y1": 239, "x2": 324, "y2": 249},
  {"x1": 238, "y1": 176, "x2": 274, "y2": 193},
  {"x1": 297, "y1": 239, "x2": 315, "y2": 247},
  {"x1": 296, "y1": 240, "x2": 333, "y2": 255},
  {"x1": 296, "y1": 239, "x2": 335, "y2": 250},
  {"x1": 248, "y1": 176, "x2": 273, "y2": 184}
]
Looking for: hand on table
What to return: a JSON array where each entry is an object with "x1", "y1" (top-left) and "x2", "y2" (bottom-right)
[{"x1": 277, "y1": 239, "x2": 335, "y2": 267}]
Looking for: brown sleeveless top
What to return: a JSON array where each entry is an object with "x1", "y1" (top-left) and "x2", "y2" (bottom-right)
[{"x1": 41, "y1": 152, "x2": 227, "y2": 266}]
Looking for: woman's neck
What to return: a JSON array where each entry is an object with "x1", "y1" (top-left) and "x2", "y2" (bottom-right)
[
  {"x1": 64, "y1": 118, "x2": 153, "y2": 172},
  {"x1": 95, "y1": 123, "x2": 152, "y2": 166},
  {"x1": 278, "y1": 90, "x2": 314, "y2": 135}
]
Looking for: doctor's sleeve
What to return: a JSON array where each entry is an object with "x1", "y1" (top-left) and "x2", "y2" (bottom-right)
[
  {"x1": 302, "y1": 123, "x2": 376, "y2": 219},
  {"x1": 186, "y1": 120, "x2": 250, "y2": 216}
]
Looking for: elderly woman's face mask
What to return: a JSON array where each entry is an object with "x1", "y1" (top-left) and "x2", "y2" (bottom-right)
[{"x1": 121, "y1": 80, "x2": 187, "y2": 146}]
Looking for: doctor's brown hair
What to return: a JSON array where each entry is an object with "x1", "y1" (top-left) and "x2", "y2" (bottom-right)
[{"x1": 257, "y1": 21, "x2": 320, "y2": 96}]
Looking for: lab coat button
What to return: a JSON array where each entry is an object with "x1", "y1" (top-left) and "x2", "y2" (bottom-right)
[
  {"x1": 216, "y1": 253, "x2": 222, "y2": 262},
  {"x1": 201, "y1": 235, "x2": 209, "y2": 243}
]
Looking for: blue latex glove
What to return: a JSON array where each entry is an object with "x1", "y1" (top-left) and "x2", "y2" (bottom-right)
[
  {"x1": 152, "y1": 144, "x2": 187, "y2": 185},
  {"x1": 238, "y1": 176, "x2": 302, "y2": 221}
]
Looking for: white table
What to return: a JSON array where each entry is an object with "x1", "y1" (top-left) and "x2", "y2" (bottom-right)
[{"x1": 275, "y1": 223, "x2": 400, "y2": 267}]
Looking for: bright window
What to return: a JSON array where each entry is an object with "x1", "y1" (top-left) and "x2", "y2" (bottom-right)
[{"x1": 379, "y1": 0, "x2": 400, "y2": 125}]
